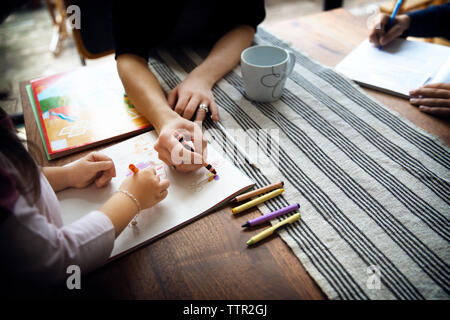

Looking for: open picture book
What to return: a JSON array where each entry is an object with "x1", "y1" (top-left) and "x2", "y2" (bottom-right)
[
  {"x1": 27, "y1": 63, "x2": 151, "y2": 160},
  {"x1": 335, "y1": 38, "x2": 450, "y2": 99},
  {"x1": 57, "y1": 131, "x2": 255, "y2": 260}
]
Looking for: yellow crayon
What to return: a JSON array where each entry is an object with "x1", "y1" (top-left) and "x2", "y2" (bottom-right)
[
  {"x1": 246, "y1": 213, "x2": 301, "y2": 246},
  {"x1": 231, "y1": 188, "x2": 284, "y2": 215}
]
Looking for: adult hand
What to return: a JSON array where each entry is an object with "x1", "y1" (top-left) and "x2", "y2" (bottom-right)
[
  {"x1": 409, "y1": 83, "x2": 450, "y2": 118},
  {"x1": 369, "y1": 13, "x2": 410, "y2": 47},
  {"x1": 167, "y1": 75, "x2": 220, "y2": 123},
  {"x1": 154, "y1": 116, "x2": 208, "y2": 173},
  {"x1": 67, "y1": 152, "x2": 116, "y2": 188}
]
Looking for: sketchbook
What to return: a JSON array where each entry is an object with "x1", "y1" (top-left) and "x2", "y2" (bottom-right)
[
  {"x1": 57, "y1": 131, "x2": 255, "y2": 260},
  {"x1": 335, "y1": 39, "x2": 450, "y2": 99}
]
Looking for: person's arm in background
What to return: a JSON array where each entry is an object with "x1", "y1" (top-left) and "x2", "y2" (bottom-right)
[
  {"x1": 405, "y1": 3, "x2": 450, "y2": 39},
  {"x1": 368, "y1": 4, "x2": 450, "y2": 118},
  {"x1": 168, "y1": 25, "x2": 255, "y2": 123},
  {"x1": 369, "y1": 3, "x2": 450, "y2": 47}
]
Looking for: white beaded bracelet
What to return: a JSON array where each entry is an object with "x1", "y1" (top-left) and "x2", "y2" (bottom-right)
[{"x1": 117, "y1": 189, "x2": 141, "y2": 226}]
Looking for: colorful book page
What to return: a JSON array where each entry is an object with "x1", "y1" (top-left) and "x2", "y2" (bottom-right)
[{"x1": 29, "y1": 63, "x2": 150, "y2": 159}]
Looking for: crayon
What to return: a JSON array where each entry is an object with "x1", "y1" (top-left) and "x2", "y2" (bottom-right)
[
  {"x1": 246, "y1": 213, "x2": 301, "y2": 246},
  {"x1": 174, "y1": 132, "x2": 217, "y2": 175},
  {"x1": 129, "y1": 163, "x2": 139, "y2": 174},
  {"x1": 232, "y1": 188, "x2": 284, "y2": 215},
  {"x1": 242, "y1": 203, "x2": 300, "y2": 228},
  {"x1": 231, "y1": 181, "x2": 284, "y2": 204}
]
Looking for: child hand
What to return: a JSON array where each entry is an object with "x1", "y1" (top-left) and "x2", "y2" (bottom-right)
[
  {"x1": 68, "y1": 152, "x2": 116, "y2": 188},
  {"x1": 119, "y1": 167, "x2": 170, "y2": 210}
]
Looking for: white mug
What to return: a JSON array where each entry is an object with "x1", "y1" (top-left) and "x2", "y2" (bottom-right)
[{"x1": 241, "y1": 45, "x2": 296, "y2": 102}]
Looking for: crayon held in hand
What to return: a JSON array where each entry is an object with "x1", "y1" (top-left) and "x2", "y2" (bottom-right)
[
  {"x1": 174, "y1": 132, "x2": 217, "y2": 175},
  {"x1": 232, "y1": 188, "x2": 284, "y2": 215},
  {"x1": 129, "y1": 163, "x2": 139, "y2": 174}
]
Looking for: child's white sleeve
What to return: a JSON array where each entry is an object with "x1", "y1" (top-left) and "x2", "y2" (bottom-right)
[{"x1": 0, "y1": 195, "x2": 115, "y2": 286}]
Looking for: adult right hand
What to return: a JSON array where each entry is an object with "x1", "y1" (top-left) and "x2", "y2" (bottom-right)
[
  {"x1": 369, "y1": 13, "x2": 410, "y2": 47},
  {"x1": 154, "y1": 116, "x2": 208, "y2": 173}
]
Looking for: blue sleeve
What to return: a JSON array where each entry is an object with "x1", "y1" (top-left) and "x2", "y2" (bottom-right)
[{"x1": 406, "y1": 3, "x2": 450, "y2": 39}]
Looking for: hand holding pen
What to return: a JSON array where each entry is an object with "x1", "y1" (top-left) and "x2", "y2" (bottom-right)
[{"x1": 369, "y1": 9, "x2": 410, "y2": 48}]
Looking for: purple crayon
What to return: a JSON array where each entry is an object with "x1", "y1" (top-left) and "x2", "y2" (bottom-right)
[{"x1": 241, "y1": 203, "x2": 300, "y2": 228}]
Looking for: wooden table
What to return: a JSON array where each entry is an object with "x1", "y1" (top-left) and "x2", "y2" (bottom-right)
[{"x1": 20, "y1": 9, "x2": 449, "y2": 299}]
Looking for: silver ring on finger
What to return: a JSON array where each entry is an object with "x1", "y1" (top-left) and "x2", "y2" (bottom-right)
[{"x1": 198, "y1": 103, "x2": 209, "y2": 113}]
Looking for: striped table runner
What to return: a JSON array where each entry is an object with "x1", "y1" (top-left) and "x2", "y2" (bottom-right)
[{"x1": 147, "y1": 28, "x2": 450, "y2": 300}]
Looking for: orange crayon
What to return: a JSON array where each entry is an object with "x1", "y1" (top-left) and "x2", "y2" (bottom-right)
[{"x1": 129, "y1": 163, "x2": 139, "y2": 174}]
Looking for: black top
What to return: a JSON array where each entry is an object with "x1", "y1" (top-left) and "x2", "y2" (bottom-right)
[
  {"x1": 112, "y1": 0, "x2": 266, "y2": 60},
  {"x1": 406, "y1": 3, "x2": 450, "y2": 39}
]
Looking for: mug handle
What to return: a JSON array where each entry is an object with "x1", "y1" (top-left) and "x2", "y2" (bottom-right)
[{"x1": 286, "y1": 50, "x2": 296, "y2": 76}]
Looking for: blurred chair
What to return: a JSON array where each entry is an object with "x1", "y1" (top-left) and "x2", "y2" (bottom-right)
[
  {"x1": 46, "y1": 0, "x2": 114, "y2": 65},
  {"x1": 46, "y1": 0, "x2": 70, "y2": 56}
]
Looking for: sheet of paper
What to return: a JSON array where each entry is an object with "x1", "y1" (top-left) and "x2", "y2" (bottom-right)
[
  {"x1": 335, "y1": 39, "x2": 450, "y2": 98},
  {"x1": 57, "y1": 131, "x2": 254, "y2": 259},
  {"x1": 430, "y1": 57, "x2": 450, "y2": 84}
]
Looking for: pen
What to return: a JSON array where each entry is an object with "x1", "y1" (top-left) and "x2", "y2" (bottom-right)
[
  {"x1": 242, "y1": 203, "x2": 299, "y2": 228},
  {"x1": 246, "y1": 212, "x2": 301, "y2": 246},
  {"x1": 129, "y1": 163, "x2": 139, "y2": 174},
  {"x1": 174, "y1": 132, "x2": 217, "y2": 175},
  {"x1": 378, "y1": 0, "x2": 403, "y2": 50},
  {"x1": 231, "y1": 181, "x2": 284, "y2": 204},
  {"x1": 232, "y1": 188, "x2": 284, "y2": 215},
  {"x1": 215, "y1": 121, "x2": 258, "y2": 168}
]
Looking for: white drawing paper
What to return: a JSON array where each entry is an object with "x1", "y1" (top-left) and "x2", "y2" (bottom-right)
[
  {"x1": 335, "y1": 39, "x2": 450, "y2": 98},
  {"x1": 57, "y1": 131, "x2": 254, "y2": 259}
]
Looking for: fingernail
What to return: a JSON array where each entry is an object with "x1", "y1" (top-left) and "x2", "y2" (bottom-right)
[{"x1": 410, "y1": 98, "x2": 418, "y2": 103}]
